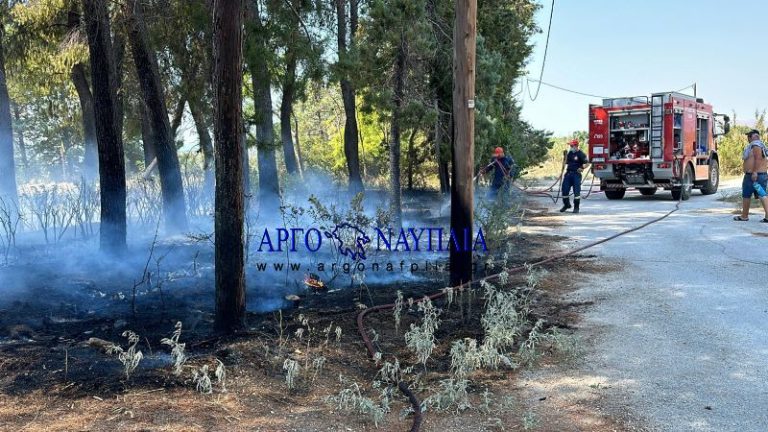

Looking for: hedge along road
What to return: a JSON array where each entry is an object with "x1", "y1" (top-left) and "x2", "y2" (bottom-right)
[{"x1": 528, "y1": 179, "x2": 768, "y2": 432}]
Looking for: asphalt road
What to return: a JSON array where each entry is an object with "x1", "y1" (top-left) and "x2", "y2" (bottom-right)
[{"x1": 527, "y1": 180, "x2": 768, "y2": 432}]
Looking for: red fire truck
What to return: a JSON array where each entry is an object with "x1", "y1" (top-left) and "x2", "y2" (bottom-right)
[{"x1": 588, "y1": 92, "x2": 729, "y2": 200}]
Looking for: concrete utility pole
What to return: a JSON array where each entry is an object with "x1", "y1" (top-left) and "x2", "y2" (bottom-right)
[{"x1": 449, "y1": 0, "x2": 476, "y2": 286}]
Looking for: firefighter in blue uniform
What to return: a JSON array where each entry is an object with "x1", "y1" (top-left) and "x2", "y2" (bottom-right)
[
  {"x1": 560, "y1": 139, "x2": 589, "y2": 213},
  {"x1": 480, "y1": 146, "x2": 517, "y2": 199}
]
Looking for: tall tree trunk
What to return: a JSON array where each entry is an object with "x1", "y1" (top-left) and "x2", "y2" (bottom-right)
[
  {"x1": 213, "y1": 0, "x2": 246, "y2": 333},
  {"x1": 0, "y1": 28, "x2": 17, "y2": 205},
  {"x1": 292, "y1": 112, "x2": 304, "y2": 174},
  {"x1": 336, "y1": 0, "x2": 363, "y2": 193},
  {"x1": 61, "y1": 128, "x2": 74, "y2": 181},
  {"x1": 246, "y1": 66, "x2": 278, "y2": 213},
  {"x1": 170, "y1": 97, "x2": 186, "y2": 141},
  {"x1": 433, "y1": 89, "x2": 452, "y2": 195},
  {"x1": 389, "y1": 34, "x2": 406, "y2": 228},
  {"x1": 12, "y1": 103, "x2": 27, "y2": 176},
  {"x1": 82, "y1": 0, "x2": 127, "y2": 254},
  {"x1": 65, "y1": 128, "x2": 76, "y2": 175},
  {"x1": 279, "y1": 49, "x2": 299, "y2": 175},
  {"x1": 250, "y1": 63, "x2": 279, "y2": 211},
  {"x1": 407, "y1": 127, "x2": 417, "y2": 190},
  {"x1": 67, "y1": 5, "x2": 99, "y2": 180},
  {"x1": 113, "y1": 28, "x2": 126, "y2": 142},
  {"x1": 59, "y1": 142, "x2": 67, "y2": 181},
  {"x1": 188, "y1": 97, "x2": 215, "y2": 193},
  {"x1": 242, "y1": 127, "x2": 250, "y2": 197},
  {"x1": 434, "y1": 101, "x2": 450, "y2": 194},
  {"x1": 357, "y1": 111, "x2": 367, "y2": 177},
  {"x1": 140, "y1": 101, "x2": 156, "y2": 167},
  {"x1": 427, "y1": 0, "x2": 451, "y2": 194},
  {"x1": 440, "y1": 115, "x2": 452, "y2": 193},
  {"x1": 450, "y1": 0, "x2": 476, "y2": 286},
  {"x1": 71, "y1": 64, "x2": 99, "y2": 180},
  {"x1": 245, "y1": 2, "x2": 280, "y2": 213},
  {"x1": 125, "y1": 0, "x2": 188, "y2": 233}
]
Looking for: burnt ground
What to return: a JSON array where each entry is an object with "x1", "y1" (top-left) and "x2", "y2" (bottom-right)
[{"x1": 0, "y1": 191, "x2": 627, "y2": 431}]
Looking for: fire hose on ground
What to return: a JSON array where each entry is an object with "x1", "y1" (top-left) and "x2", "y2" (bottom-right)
[
  {"x1": 510, "y1": 164, "x2": 600, "y2": 203},
  {"x1": 356, "y1": 181, "x2": 686, "y2": 432},
  {"x1": 476, "y1": 151, "x2": 602, "y2": 204}
]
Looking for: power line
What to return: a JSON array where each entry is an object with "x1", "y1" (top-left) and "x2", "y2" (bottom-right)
[
  {"x1": 673, "y1": 83, "x2": 696, "y2": 94},
  {"x1": 526, "y1": 78, "x2": 609, "y2": 99},
  {"x1": 522, "y1": 78, "x2": 698, "y2": 101},
  {"x1": 527, "y1": 0, "x2": 555, "y2": 101},
  {"x1": 516, "y1": 0, "x2": 698, "y2": 104},
  {"x1": 511, "y1": 79, "x2": 525, "y2": 98}
]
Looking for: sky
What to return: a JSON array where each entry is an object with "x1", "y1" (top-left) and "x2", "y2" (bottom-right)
[{"x1": 519, "y1": 0, "x2": 766, "y2": 137}]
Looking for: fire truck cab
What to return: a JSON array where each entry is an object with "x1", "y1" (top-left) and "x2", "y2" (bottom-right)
[{"x1": 589, "y1": 92, "x2": 729, "y2": 200}]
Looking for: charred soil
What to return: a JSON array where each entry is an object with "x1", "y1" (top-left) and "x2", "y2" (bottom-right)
[{"x1": 0, "y1": 193, "x2": 627, "y2": 431}]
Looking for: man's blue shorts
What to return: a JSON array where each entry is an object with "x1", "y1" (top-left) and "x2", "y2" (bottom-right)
[{"x1": 742, "y1": 172, "x2": 768, "y2": 198}]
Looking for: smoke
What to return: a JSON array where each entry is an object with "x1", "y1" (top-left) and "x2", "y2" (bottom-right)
[{"x1": 0, "y1": 166, "x2": 461, "y2": 331}]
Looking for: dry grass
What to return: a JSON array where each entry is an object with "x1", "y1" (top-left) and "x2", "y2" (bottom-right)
[{"x1": 0, "y1": 210, "x2": 635, "y2": 432}]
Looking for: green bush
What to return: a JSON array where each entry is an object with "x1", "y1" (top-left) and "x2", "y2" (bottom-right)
[
  {"x1": 717, "y1": 111, "x2": 765, "y2": 176},
  {"x1": 521, "y1": 132, "x2": 587, "y2": 179}
]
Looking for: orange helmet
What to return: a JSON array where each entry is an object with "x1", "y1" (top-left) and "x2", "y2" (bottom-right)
[{"x1": 494, "y1": 147, "x2": 504, "y2": 156}]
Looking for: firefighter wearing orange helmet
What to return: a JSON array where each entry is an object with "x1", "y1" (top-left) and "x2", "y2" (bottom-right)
[
  {"x1": 480, "y1": 146, "x2": 517, "y2": 199},
  {"x1": 560, "y1": 139, "x2": 589, "y2": 213}
]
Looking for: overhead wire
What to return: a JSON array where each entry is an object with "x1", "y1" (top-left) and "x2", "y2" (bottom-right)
[
  {"x1": 517, "y1": 0, "x2": 696, "y2": 104},
  {"x1": 511, "y1": 78, "x2": 525, "y2": 98},
  {"x1": 526, "y1": 78, "x2": 609, "y2": 99},
  {"x1": 522, "y1": 79, "x2": 698, "y2": 101},
  {"x1": 526, "y1": 0, "x2": 555, "y2": 101}
]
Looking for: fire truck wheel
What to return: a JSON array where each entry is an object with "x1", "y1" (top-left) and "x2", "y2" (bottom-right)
[
  {"x1": 605, "y1": 189, "x2": 626, "y2": 200},
  {"x1": 638, "y1": 188, "x2": 657, "y2": 196},
  {"x1": 671, "y1": 165, "x2": 693, "y2": 201},
  {"x1": 700, "y1": 159, "x2": 719, "y2": 195}
]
